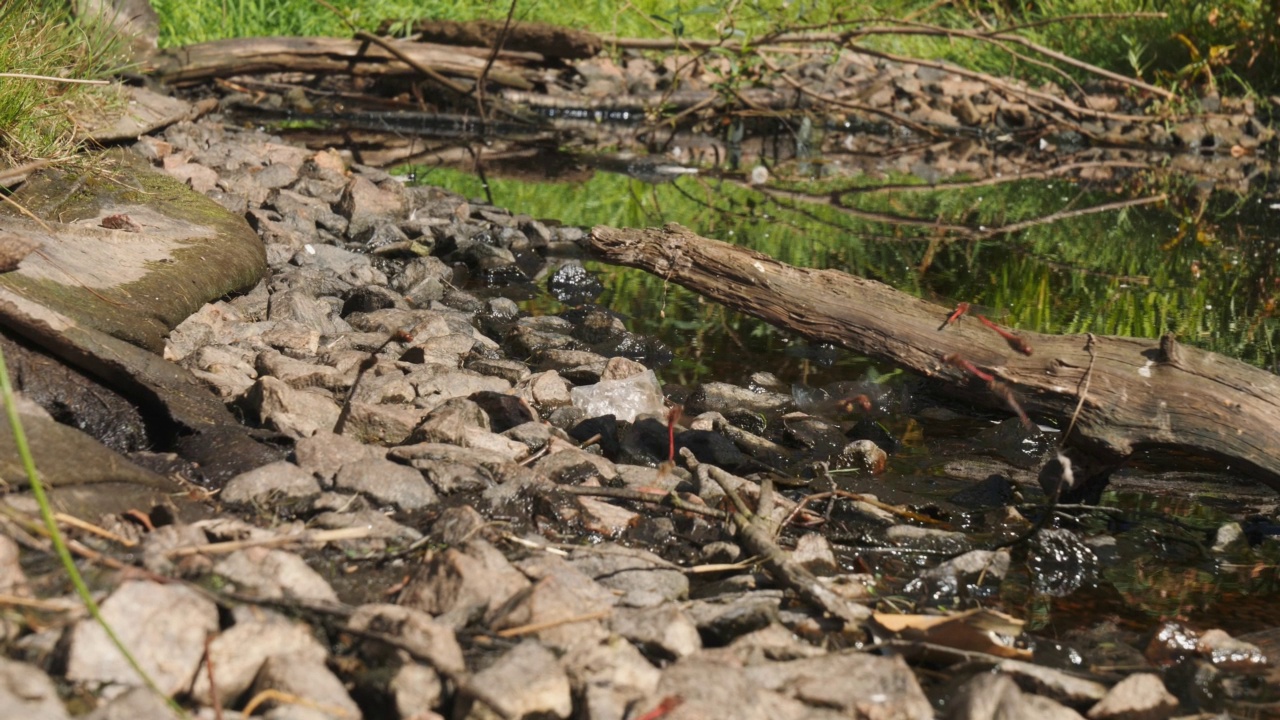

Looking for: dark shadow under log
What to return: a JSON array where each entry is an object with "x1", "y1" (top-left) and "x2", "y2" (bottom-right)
[{"x1": 585, "y1": 223, "x2": 1280, "y2": 495}]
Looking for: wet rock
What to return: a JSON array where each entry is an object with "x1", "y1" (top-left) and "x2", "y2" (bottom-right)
[
  {"x1": 950, "y1": 473, "x2": 1017, "y2": 508},
  {"x1": 252, "y1": 651, "x2": 360, "y2": 720},
  {"x1": 884, "y1": 525, "x2": 971, "y2": 555},
  {"x1": 1030, "y1": 528, "x2": 1099, "y2": 596},
  {"x1": 191, "y1": 610, "x2": 329, "y2": 707},
  {"x1": 685, "y1": 382, "x2": 793, "y2": 417},
  {"x1": 66, "y1": 581, "x2": 219, "y2": 695},
  {"x1": 1087, "y1": 673, "x2": 1178, "y2": 720},
  {"x1": 399, "y1": 539, "x2": 531, "y2": 628},
  {"x1": 835, "y1": 438, "x2": 888, "y2": 473},
  {"x1": 213, "y1": 547, "x2": 339, "y2": 602},
  {"x1": 1195, "y1": 628, "x2": 1268, "y2": 670},
  {"x1": 947, "y1": 672, "x2": 1085, "y2": 720},
  {"x1": 222, "y1": 460, "x2": 321, "y2": 504},
  {"x1": 904, "y1": 549, "x2": 1010, "y2": 602},
  {"x1": 0, "y1": 657, "x2": 69, "y2": 720},
  {"x1": 546, "y1": 262, "x2": 603, "y2": 304},
  {"x1": 456, "y1": 641, "x2": 571, "y2": 720},
  {"x1": 333, "y1": 457, "x2": 437, "y2": 510}
]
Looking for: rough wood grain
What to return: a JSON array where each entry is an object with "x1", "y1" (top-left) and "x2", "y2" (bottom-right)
[
  {"x1": 152, "y1": 36, "x2": 533, "y2": 88},
  {"x1": 586, "y1": 223, "x2": 1280, "y2": 493}
]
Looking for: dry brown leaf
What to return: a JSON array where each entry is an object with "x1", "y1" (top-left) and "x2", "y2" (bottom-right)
[{"x1": 873, "y1": 608, "x2": 1030, "y2": 659}]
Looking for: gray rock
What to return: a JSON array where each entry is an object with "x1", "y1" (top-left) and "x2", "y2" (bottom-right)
[
  {"x1": 687, "y1": 593, "x2": 782, "y2": 645},
  {"x1": 256, "y1": 349, "x2": 346, "y2": 391},
  {"x1": 744, "y1": 652, "x2": 933, "y2": 718},
  {"x1": 268, "y1": 289, "x2": 346, "y2": 337},
  {"x1": 222, "y1": 460, "x2": 321, "y2": 504},
  {"x1": 488, "y1": 561, "x2": 616, "y2": 652},
  {"x1": 639, "y1": 656, "x2": 814, "y2": 720},
  {"x1": 0, "y1": 535, "x2": 29, "y2": 597},
  {"x1": 1087, "y1": 673, "x2": 1178, "y2": 720},
  {"x1": 82, "y1": 685, "x2": 172, "y2": 720},
  {"x1": 293, "y1": 431, "x2": 385, "y2": 483},
  {"x1": 996, "y1": 658, "x2": 1107, "y2": 705},
  {"x1": 408, "y1": 367, "x2": 512, "y2": 408},
  {"x1": 214, "y1": 548, "x2": 339, "y2": 603},
  {"x1": 562, "y1": 640, "x2": 660, "y2": 720},
  {"x1": 569, "y1": 544, "x2": 687, "y2": 607},
  {"x1": 0, "y1": 657, "x2": 70, "y2": 720},
  {"x1": 347, "y1": 604, "x2": 465, "y2": 676},
  {"x1": 610, "y1": 605, "x2": 701, "y2": 659},
  {"x1": 399, "y1": 539, "x2": 531, "y2": 628},
  {"x1": 409, "y1": 397, "x2": 490, "y2": 445},
  {"x1": 339, "y1": 175, "x2": 406, "y2": 239},
  {"x1": 66, "y1": 581, "x2": 219, "y2": 695},
  {"x1": 244, "y1": 376, "x2": 341, "y2": 438},
  {"x1": 311, "y1": 510, "x2": 423, "y2": 545},
  {"x1": 791, "y1": 533, "x2": 840, "y2": 575},
  {"x1": 458, "y1": 641, "x2": 572, "y2": 720},
  {"x1": 334, "y1": 457, "x2": 437, "y2": 510},
  {"x1": 252, "y1": 652, "x2": 360, "y2": 720},
  {"x1": 191, "y1": 611, "x2": 328, "y2": 707},
  {"x1": 390, "y1": 663, "x2": 444, "y2": 718}
]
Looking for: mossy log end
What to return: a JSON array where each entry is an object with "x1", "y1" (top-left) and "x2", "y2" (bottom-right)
[{"x1": 586, "y1": 223, "x2": 1280, "y2": 494}]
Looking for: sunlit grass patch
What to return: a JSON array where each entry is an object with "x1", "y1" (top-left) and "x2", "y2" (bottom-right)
[{"x1": 0, "y1": 0, "x2": 129, "y2": 167}]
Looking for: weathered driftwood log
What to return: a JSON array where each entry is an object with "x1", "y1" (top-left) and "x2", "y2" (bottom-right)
[
  {"x1": 151, "y1": 36, "x2": 534, "y2": 88},
  {"x1": 586, "y1": 223, "x2": 1280, "y2": 496}
]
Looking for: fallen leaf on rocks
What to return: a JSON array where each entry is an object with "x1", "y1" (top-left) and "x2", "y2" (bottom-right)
[{"x1": 872, "y1": 608, "x2": 1030, "y2": 659}]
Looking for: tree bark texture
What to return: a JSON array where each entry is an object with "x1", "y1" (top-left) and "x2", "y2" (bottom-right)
[
  {"x1": 586, "y1": 224, "x2": 1280, "y2": 493},
  {"x1": 152, "y1": 36, "x2": 534, "y2": 87}
]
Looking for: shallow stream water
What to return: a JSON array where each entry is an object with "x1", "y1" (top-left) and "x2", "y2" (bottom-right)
[{"x1": 391, "y1": 129, "x2": 1280, "y2": 649}]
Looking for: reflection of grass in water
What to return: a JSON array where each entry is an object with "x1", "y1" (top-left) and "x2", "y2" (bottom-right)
[{"x1": 411, "y1": 163, "x2": 1279, "y2": 370}]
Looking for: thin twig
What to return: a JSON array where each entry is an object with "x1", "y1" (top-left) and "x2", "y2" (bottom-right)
[
  {"x1": 1063, "y1": 333, "x2": 1098, "y2": 443},
  {"x1": 475, "y1": 0, "x2": 520, "y2": 120},
  {"x1": 0, "y1": 73, "x2": 109, "y2": 85}
]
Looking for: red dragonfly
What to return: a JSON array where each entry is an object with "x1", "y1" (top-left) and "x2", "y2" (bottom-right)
[{"x1": 976, "y1": 315, "x2": 1033, "y2": 356}]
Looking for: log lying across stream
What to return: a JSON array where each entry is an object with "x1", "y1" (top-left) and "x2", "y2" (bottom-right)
[{"x1": 586, "y1": 224, "x2": 1280, "y2": 496}]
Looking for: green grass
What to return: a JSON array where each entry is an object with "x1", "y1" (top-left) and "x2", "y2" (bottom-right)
[{"x1": 0, "y1": 0, "x2": 130, "y2": 167}]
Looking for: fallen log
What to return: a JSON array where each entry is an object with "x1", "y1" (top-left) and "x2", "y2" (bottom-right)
[
  {"x1": 151, "y1": 36, "x2": 535, "y2": 89},
  {"x1": 585, "y1": 223, "x2": 1280, "y2": 497}
]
